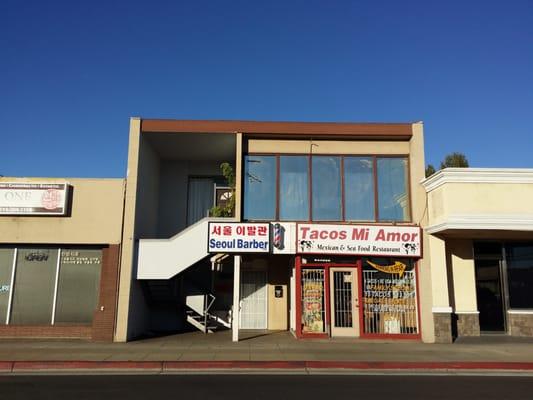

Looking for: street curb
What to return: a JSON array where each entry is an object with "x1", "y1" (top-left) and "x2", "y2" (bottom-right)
[{"x1": 3, "y1": 360, "x2": 533, "y2": 373}]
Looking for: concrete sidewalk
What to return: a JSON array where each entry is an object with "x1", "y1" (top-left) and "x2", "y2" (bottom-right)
[{"x1": 1, "y1": 331, "x2": 533, "y2": 366}]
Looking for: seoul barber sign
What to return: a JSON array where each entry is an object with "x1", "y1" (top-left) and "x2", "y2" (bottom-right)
[
  {"x1": 208, "y1": 222, "x2": 270, "y2": 253},
  {"x1": 297, "y1": 224, "x2": 421, "y2": 257},
  {"x1": 0, "y1": 182, "x2": 69, "y2": 215}
]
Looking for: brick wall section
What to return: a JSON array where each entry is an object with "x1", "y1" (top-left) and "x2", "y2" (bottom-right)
[
  {"x1": 433, "y1": 313, "x2": 453, "y2": 343},
  {"x1": 91, "y1": 245, "x2": 120, "y2": 342},
  {"x1": 0, "y1": 326, "x2": 91, "y2": 339},
  {"x1": 456, "y1": 313, "x2": 480, "y2": 337},
  {"x1": 508, "y1": 314, "x2": 533, "y2": 337}
]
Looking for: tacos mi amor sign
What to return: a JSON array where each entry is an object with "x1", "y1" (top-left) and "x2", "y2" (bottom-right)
[{"x1": 297, "y1": 224, "x2": 421, "y2": 257}]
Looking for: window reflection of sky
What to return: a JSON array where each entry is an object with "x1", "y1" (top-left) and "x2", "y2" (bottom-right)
[
  {"x1": 243, "y1": 154, "x2": 410, "y2": 222},
  {"x1": 244, "y1": 156, "x2": 276, "y2": 220},
  {"x1": 345, "y1": 157, "x2": 374, "y2": 221},
  {"x1": 312, "y1": 156, "x2": 342, "y2": 221},
  {"x1": 377, "y1": 158, "x2": 409, "y2": 221},
  {"x1": 280, "y1": 156, "x2": 309, "y2": 221}
]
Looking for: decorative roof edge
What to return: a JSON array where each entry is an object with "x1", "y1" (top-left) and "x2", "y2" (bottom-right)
[{"x1": 421, "y1": 168, "x2": 533, "y2": 192}]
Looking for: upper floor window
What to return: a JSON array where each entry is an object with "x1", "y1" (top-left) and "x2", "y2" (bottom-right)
[
  {"x1": 377, "y1": 158, "x2": 410, "y2": 221},
  {"x1": 312, "y1": 156, "x2": 342, "y2": 221},
  {"x1": 243, "y1": 154, "x2": 410, "y2": 222},
  {"x1": 344, "y1": 157, "x2": 375, "y2": 221},
  {"x1": 279, "y1": 156, "x2": 309, "y2": 221},
  {"x1": 243, "y1": 155, "x2": 276, "y2": 220}
]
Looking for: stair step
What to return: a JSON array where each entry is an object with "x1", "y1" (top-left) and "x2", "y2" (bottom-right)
[{"x1": 186, "y1": 314, "x2": 215, "y2": 333}]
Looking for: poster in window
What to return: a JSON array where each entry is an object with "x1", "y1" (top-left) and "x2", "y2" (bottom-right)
[{"x1": 301, "y1": 269, "x2": 325, "y2": 333}]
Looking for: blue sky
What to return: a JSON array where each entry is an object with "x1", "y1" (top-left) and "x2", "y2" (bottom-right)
[{"x1": 2, "y1": 0, "x2": 532, "y2": 177}]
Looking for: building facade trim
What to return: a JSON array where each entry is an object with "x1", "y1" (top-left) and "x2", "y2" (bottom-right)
[
  {"x1": 141, "y1": 119, "x2": 414, "y2": 138},
  {"x1": 508, "y1": 310, "x2": 533, "y2": 315},
  {"x1": 422, "y1": 168, "x2": 533, "y2": 192},
  {"x1": 426, "y1": 214, "x2": 533, "y2": 234},
  {"x1": 432, "y1": 306, "x2": 453, "y2": 313}
]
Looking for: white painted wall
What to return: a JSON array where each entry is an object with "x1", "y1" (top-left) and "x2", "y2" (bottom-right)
[
  {"x1": 138, "y1": 217, "x2": 236, "y2": 279},
  {"x1": 157, "y1": 160, "x2": 224, "y2": 238}
]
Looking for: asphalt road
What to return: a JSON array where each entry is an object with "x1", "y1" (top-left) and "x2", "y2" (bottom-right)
[{"x1": 1, "y1": 374, "x2": 533, "y2": 399}]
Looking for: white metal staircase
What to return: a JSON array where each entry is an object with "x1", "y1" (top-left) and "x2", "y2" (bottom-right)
[
  {"x1": 185, "y1": 293, "x2": 231, "y2": 333},
  {"x1": 137, "y1": 217, "x2": 236, "y2": 279}
]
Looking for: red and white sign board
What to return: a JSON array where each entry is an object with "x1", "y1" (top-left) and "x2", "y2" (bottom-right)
[
  {"x1": 297, "y1": 224, "x2": 421, "y2": 257},
  {"x1": 0, "y1": 182, "x2": 69, "y2": 215},
  {"x1": 208, "y1": 222, "x2": 270, "y2": 253}
]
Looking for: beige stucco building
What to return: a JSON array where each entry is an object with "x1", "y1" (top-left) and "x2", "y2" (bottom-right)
[
  {"x1": 115, "y1": 118, "x2": 444, "y2": 343},
  {"x1": 423, "y1": 168, "x2": 533, "y2": 341},
  {"x1": 0, "y1": 178, "x2": 124, "y2": 341}
]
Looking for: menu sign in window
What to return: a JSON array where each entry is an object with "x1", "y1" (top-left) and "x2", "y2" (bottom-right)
[{"x1": 362, "y1": 258, "x2": 419, "y2": 335}]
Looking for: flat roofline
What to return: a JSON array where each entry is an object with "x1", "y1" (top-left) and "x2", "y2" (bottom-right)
[
  {"x1": 0, "y1": 177, "x2": 125, "y2": 181},
  {"x1": 422, "y1": 168, "x2": 533, "y2": 192},
  {"x1": 140, "y1": 119, "x2": 414, "y2": 138}
]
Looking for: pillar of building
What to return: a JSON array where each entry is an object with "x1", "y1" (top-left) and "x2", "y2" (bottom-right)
[
  {"x1": 429, "y1": 235, "x2": 453, "y2": 343},
  {"x1": 232, "y1": 255, "x2": 241, "y2": 342},
  {"x1": 448, "y1": 239, "x2": 480, "y2": 337}
]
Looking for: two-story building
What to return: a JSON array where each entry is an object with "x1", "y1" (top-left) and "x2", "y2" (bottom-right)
[{"x1": 115, "y1": 118, "x2": 446, "y2": 343}]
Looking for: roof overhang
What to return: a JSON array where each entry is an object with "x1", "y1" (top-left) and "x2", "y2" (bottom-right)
[
  {"x1": 140, "y1": 119, "x2": 414, "y2": 140},
  {"x1": 422, "y1": 168, "x2": 533, "y2": 192}
]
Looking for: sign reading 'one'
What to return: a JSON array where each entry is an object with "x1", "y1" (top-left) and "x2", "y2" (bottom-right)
[{"x1": 0, "y1": 182, "x2": 69, "y2": 215}]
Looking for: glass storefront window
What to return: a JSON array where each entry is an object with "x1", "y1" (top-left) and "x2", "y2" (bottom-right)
[
  {"x1": 279, "y1": 156, "x2": 309, "y2": 221},
  {"x1": 10, "y1": 248, "x2": 58, "y2": 325},
  {"x1": 506, "y1": 244, "x2": 533, "y2": 309},
  {"x1": 474, "y1": 242, "x2": 503, "y2": 259},
  {"x1": 0, "y1": 248, "x2": 15, "y2": 324},
  {"x1": 55, "y1": 249, "x2": 102, "y2": 324},
  {"x1": 1, "y1": 246, "x2": 103, "y2": 326},
  {"x1": 243, "y1": 155, "x2": 276, "y2": 220},
  {"x1": 377, "y1": 158, "x2": 410, "y2": 221},
  {"x1": 312, "y1": 156, "x2": 342, "y2": 221},
  {"x1": 362, "y1": 258, "x2": 418, "y2": 335},
  {"x1": 344, "y1": 157, "x2": 375, "y2": 221}
]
